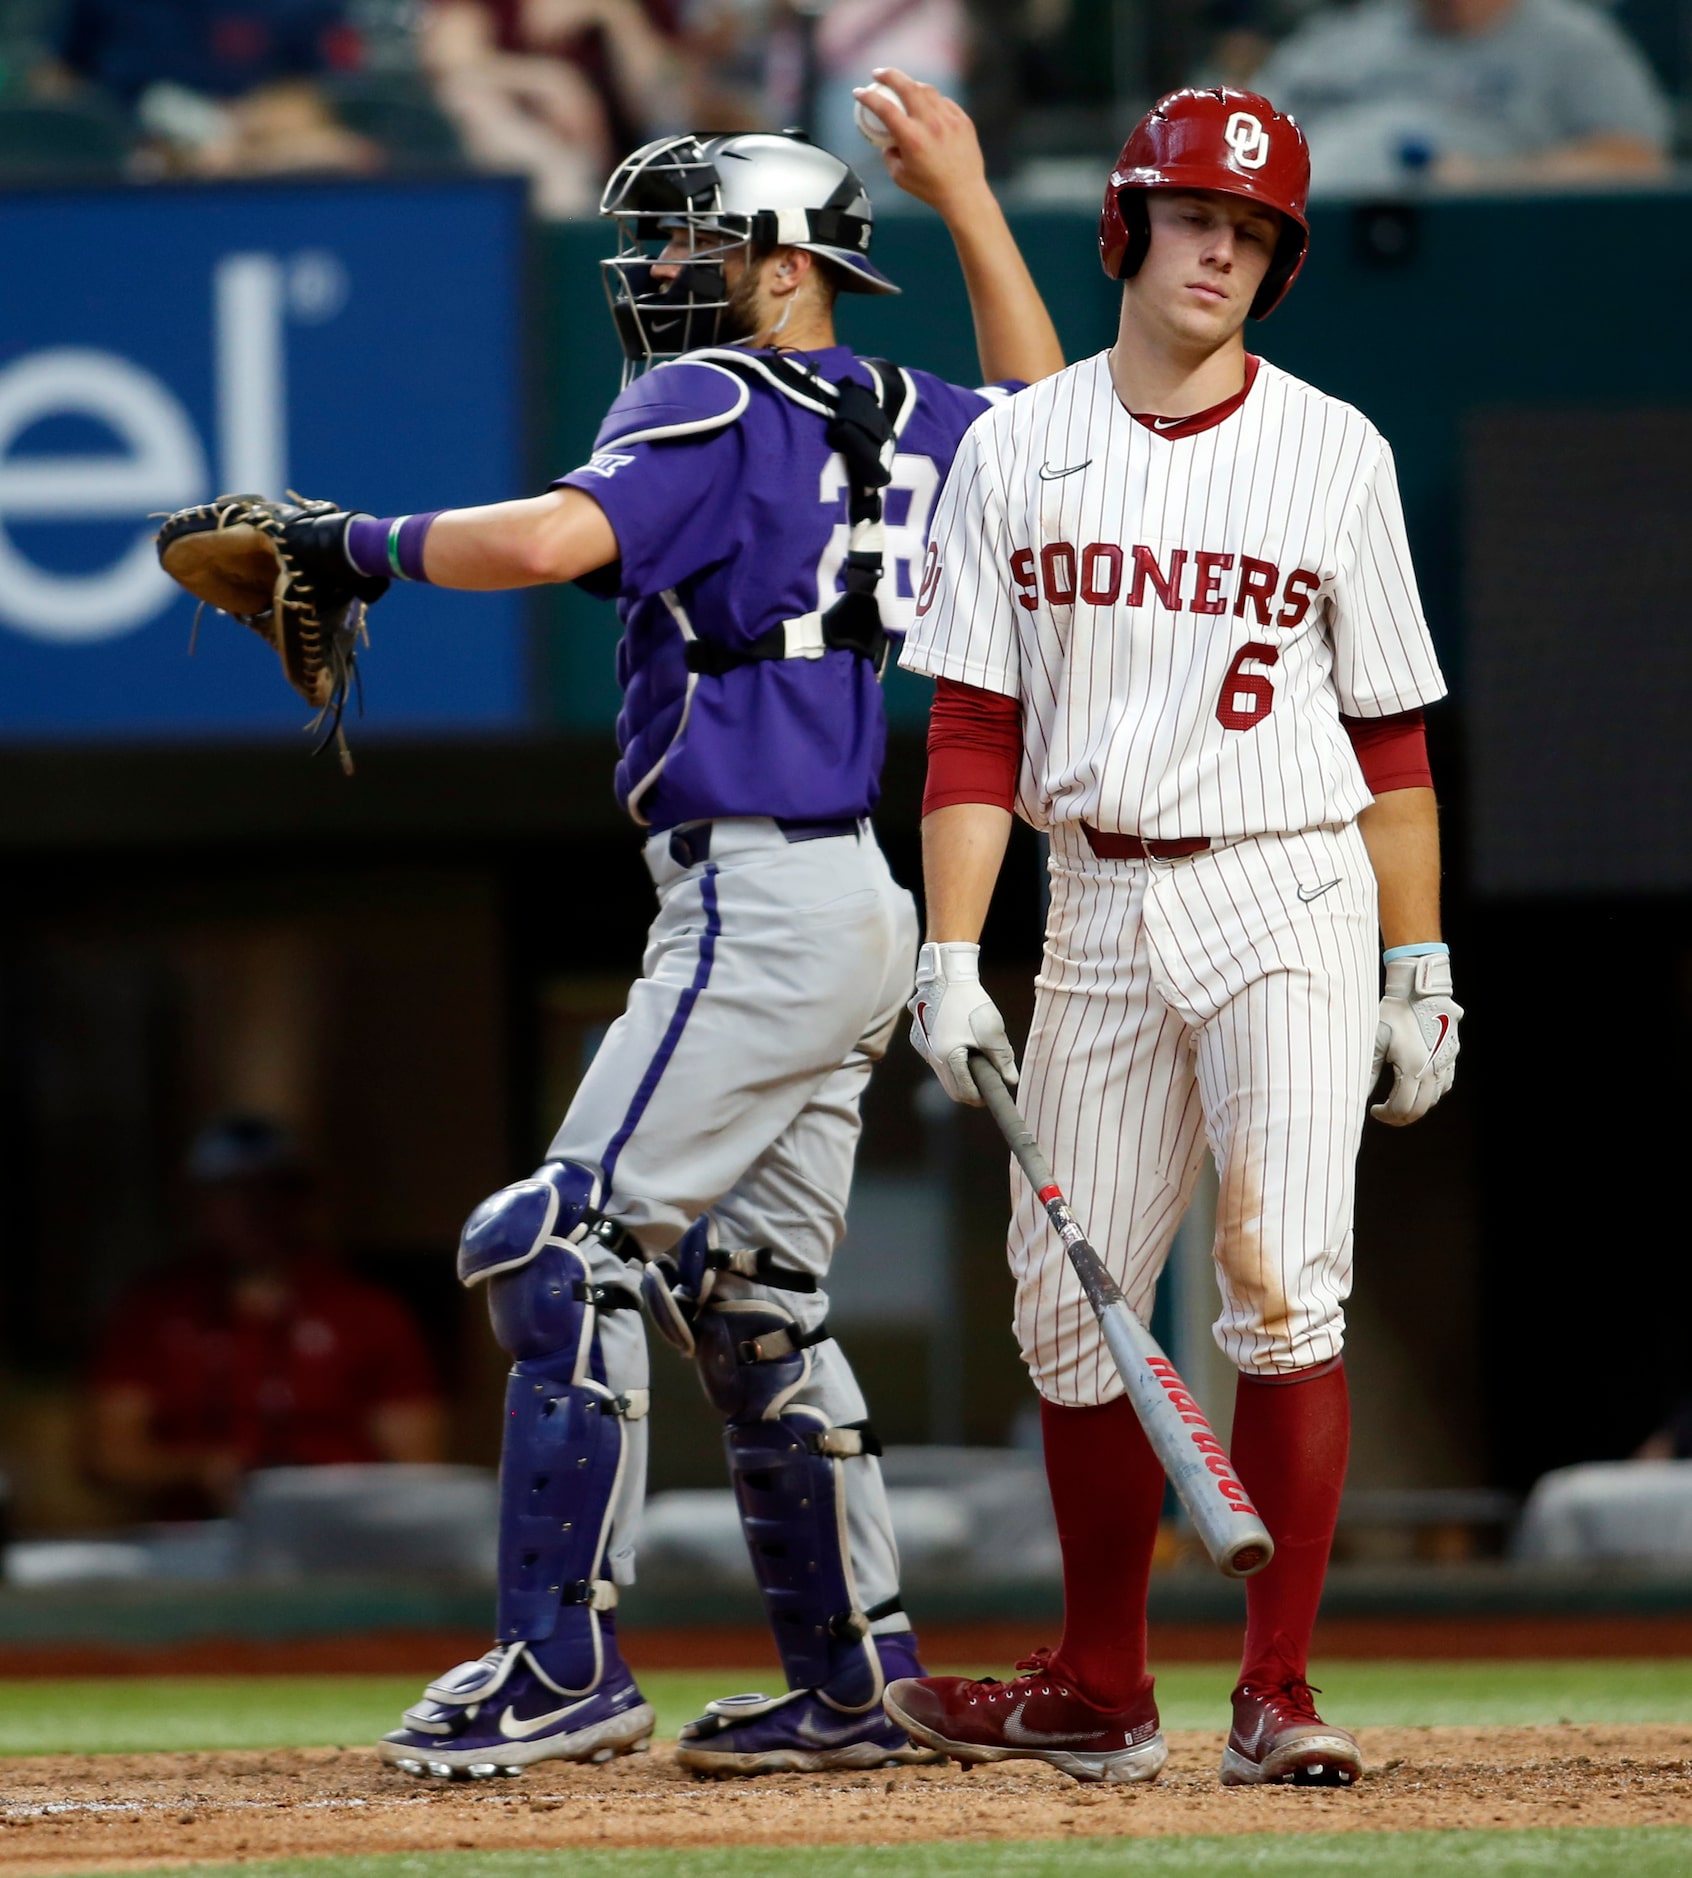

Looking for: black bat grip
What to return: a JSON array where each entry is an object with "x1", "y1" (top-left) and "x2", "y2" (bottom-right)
[{"x1": 966, "y1": 1055, "x2": 1057, "y2": 1197}]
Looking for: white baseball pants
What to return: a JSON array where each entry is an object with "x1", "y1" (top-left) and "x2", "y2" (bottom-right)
[{"x1": 1012, "y1": 820, "x2": 1378, "y2": 1403}]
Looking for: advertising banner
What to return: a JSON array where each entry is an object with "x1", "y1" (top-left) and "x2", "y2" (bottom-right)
[{"x1": 0, "y1": 177, "x2": 526, "y2": 741}]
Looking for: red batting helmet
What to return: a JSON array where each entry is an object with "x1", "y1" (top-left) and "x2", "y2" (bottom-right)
[{"x1": 1100, "y1": 87, "x2": 1311, "y2": 319}]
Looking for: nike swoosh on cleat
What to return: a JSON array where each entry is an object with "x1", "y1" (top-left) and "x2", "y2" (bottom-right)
[
  {"x1": 1037, "y1": 460, "x2": 1091, "y2": 481},
  {"x1": 1001, "y1": 1709, "x2": 1090, "y2": 1749},
  {"x1": 497, "y1": 1698, "x2": 592, "y2": 1740},
  {"x1": 1296, "y1": 879, "x2": 1342, "y2": 902},
  {"x1": 796, "y1": 1713, "x2": 870, "y2": 1748}
]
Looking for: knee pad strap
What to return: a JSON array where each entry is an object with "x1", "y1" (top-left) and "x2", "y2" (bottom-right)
[
  {"x1": 642, "y1": 1215, "x2": 822, "y2": 1358},
  {"x1": 696, "y1": 1298, "x2": 829, "y2": 1420}
]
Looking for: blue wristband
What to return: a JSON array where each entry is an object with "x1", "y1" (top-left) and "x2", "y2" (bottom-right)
[{"x1": 1382, "y1": 942, "x2": 1449, "y2": 963}]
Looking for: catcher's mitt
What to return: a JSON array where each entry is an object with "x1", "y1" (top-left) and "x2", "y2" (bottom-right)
[{"x1": 155, "y1": 494, "x2": 389, "y2": 771}]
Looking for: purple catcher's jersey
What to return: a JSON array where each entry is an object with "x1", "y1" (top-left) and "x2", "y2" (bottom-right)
[{"x1": 557, "y1": 345, "x2": 1016, "y2": 829}]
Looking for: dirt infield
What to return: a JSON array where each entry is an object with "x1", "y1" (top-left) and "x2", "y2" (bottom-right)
[{"x1": 2, "y1": 1726, "x2": 1690, "y2": 1875}]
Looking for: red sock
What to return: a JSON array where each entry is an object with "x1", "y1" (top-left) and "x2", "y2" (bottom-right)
[
  {"x1": 1230, "y1": 1359, "x2": 1350, "y2": 1688},
  {"x1": 1039, "y1": 1395, "x2": 1166, "y2": 1709}
]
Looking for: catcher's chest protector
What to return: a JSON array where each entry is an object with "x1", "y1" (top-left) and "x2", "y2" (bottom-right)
[{"x1": 602, "y1": 349, "x2": 912, "y2": 680}]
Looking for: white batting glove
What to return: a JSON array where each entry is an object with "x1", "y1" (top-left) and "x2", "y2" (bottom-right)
[
  {"x1": 1371, "y1": 952, "x2": 1463, "y2": 1126},
  {"x1": 909, "y1": 942, "x2": 1018, "y2": 1106}
]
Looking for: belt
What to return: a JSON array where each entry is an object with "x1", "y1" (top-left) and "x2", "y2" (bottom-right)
[
  {"x1": 668, "y1": 817, "x2": 861, "y2": 869},
  {"x1": 1081, "y1": 824, "x2": 1211, "y2": 862}
]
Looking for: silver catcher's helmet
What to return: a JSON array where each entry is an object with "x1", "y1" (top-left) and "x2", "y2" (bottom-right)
[{"x1": 600, "y1": 130, "x2": 899, "y2": 379}]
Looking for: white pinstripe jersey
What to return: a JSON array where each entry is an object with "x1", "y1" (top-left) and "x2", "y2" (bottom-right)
[{"x1": 900, "y1": 351, "x2": 1447, "y2": 839}]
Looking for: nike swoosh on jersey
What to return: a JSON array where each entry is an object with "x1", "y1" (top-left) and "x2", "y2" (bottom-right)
[
  {"x1": 1296, "y1": 878, "x2": 1342, "y2": 902},
  {"x1": 497, "y1": 1696, "x2": 594, "y2": 1740},
  {"x1": 1151, "y1": 416, "x2": 1185, "y2": 430},
  {"x1": 1037, "y1": 460, "x2": 1091, "y2": 481}
]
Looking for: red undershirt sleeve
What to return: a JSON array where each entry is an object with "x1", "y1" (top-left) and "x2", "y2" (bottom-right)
[
  {"x1": 1342, "y1": 707, "x2": 1432, "y2": 794},
  {"x1": 924, "y1": 676, "x2": 1022, "y2": 816}
]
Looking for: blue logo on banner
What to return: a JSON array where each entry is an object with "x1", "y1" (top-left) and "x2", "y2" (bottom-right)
[{"x1": 0, "y1": 178, "x2": 526, "y2": 739}]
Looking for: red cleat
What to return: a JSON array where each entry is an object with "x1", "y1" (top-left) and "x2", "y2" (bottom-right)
[
  {"x1": 883, "y1": 1649, "x2": 1166, "y2": 1785},
  {"x1": 1220, "y1": 1678, "x2": 1363, "y2": 1787}
]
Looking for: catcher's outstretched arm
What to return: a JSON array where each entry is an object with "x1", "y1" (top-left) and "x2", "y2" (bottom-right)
[{"x1": 417, "y1": 487, "x2": 619, "y2": 590}]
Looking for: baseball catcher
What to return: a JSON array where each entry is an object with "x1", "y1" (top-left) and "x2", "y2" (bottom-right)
[
  {"x1": 166, "y1": 73, "x2": 1062, "y2": 1781},
  {"x1": 155, "y1": 494, "x2": 390, "y2": 769}
]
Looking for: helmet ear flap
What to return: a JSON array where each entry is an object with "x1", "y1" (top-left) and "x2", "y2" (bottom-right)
[
  {"x1": 1117, "y1": 192, "x2": 1151, "y2": 281},
  {"x1": 1248, "y1": 215, "x2": 1308, "y2": 319}
]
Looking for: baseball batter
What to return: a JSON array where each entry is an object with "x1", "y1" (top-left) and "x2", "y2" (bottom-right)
[
  {"x1": 240, "y1": 77, "x2": 1062, "y2": 1780},
  {"x1": 884, "y1": 88, "x2": 1461, "y2": 1788}
]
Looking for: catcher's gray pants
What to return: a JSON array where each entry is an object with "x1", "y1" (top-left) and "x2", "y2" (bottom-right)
[{"x1": 548, "y1": 817, "x2": 919, "y2": 1626}]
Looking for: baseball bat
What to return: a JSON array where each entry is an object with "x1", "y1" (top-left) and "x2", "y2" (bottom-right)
[{"x1": 967, "y1": 1054, "x2": 1274, "y2": 1581}]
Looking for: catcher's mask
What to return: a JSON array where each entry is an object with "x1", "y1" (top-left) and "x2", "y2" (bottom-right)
[
  {"x1": 1100, "y1": 86, "x2": 1311, "y2": 320},
  {"x1": 600, "y1": 131, "x2": 899, "y2": 381}
]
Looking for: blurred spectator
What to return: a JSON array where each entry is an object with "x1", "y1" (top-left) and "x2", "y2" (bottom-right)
[
  {"x1": 39, "y1": 0, "x2": 381, "y2": 175},
  {"x1": 86, "y1": 1116, "x2": 444, "y2": 1521},
  {"x1": 422, "y1": 0, "x2": 681, "y2": 215},
  {"x1": 525, "y1": 0, "x2": 684, "y2": 144},
  {"x1": 1196, "y1": 0, "x2": 1315, "y2": 90},
  {"x1": 1254, "y1": 0, "x2": 1671, "y2": 196},
  {"x1": 1636, "y1": 1396, "x2": 1692, "y2": 1460},
  {"x1": 423, "y1": 0, "x2": 610, "y2": 209},
  {"x1": 675, "y1": 0, "x2": 769, "y2": 131},
  {"x1": 767, "y1": 0, "x2": 965, "y2": 158},
  {"x1": 142, "y1": 76, "x2": 384, "y2": 174}
]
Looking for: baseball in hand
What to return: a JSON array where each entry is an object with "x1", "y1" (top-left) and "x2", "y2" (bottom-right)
[{"x1": 853, "y1": 81, "x2": 900, "y2": 149}]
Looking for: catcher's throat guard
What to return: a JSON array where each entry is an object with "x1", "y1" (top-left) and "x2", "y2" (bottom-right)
[
  {"x1": 155, "y1": 493, "x2": 387, "y2": 772},
  {"x1": 600, "y1": 131, "x2": 897, "y2": 383}
]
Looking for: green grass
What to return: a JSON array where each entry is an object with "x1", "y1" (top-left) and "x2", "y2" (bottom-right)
[
  {"x1": 4, "y1": 1660, "x2": 1692, "y2": 1756},
  {"x1": 49, "y1": 1829, "x2": 1692, "y2": 1878}
]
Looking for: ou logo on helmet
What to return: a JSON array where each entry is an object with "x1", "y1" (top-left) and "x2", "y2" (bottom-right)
[{"x1": 1225, "y1": 111, "x2": 1270, "y2": 172}]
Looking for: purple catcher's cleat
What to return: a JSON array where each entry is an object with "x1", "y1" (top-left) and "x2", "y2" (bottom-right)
[
  {"x1": 378, "y1": 1642, "x2": 655, "y2": 1779},
  {"x1": 675, "y1": 1632, "x2": 946, "y2": 1777}
]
